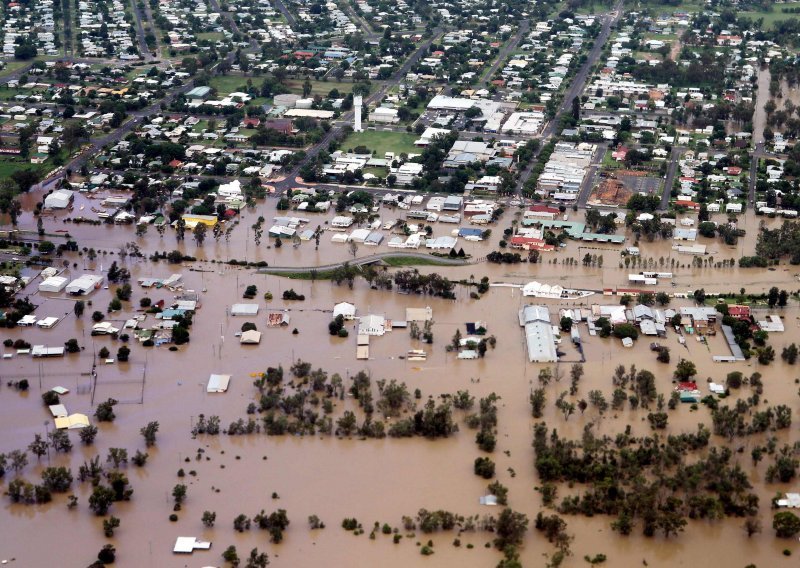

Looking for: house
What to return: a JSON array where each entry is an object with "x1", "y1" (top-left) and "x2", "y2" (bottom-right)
[
  {"x1": 173, "y1": 537, "x2": 212, "y2": 554},
  {"x1": 525, "y1": 205, "x2": 560, "y2": 221},
  {"x1": 333, "y1": 302, "x2": 357, "y2": 320},
  {"x1": 358, "y1": 314, "x2": 386, "y2": 336},
  {"x1": 727, "y1": 305, "x2": 750, "y2": 321},
  {"x1": 181, "y1": 214, "x2": 218, "y2": 228}
]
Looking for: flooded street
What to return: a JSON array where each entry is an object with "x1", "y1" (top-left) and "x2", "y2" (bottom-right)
[{"x1": 2, "y1": 197, "x2": 800, "y2": 567}]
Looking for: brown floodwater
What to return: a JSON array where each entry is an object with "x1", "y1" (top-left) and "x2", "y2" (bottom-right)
[{"x1": 1, "y1": 196, "x2": 800, "y2": 566}]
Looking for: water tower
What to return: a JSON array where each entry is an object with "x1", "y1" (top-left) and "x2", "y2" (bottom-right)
[{"x1": 354, "y1": 95, "x2": 363, "y2": 132}]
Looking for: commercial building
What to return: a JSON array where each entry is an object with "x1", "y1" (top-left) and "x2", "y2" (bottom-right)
[
  {"x1": 65, "y1": 274, "x2": 104, "y2": 296},
  {"x1": 518, "y1": 305, "x2": 558, "y2": 363},
  {"x1": 44, "y1": 189, "x2": 74, "y2": 209}
]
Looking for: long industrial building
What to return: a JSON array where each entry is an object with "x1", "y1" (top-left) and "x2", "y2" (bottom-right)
[{"x1": 518, "y1": 305, "x2": 558, "y2": 363}]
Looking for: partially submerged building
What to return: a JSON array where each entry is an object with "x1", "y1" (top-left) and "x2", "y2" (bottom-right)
[{"x1": 518, "y1": 305, "x2": 558, "y2": 363}]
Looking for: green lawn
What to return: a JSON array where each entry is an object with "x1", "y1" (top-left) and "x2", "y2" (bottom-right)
[
  {"x1": 284, "y1": 80, "x2": 354, "y2": 97},
  {"x1": 638, "y1": 0, "x2": 706, "y2": 12},
  {"x1": 739, "y1": 2, "x2": 800, "y2": 28},
  {"x1": 197, "y1": 32, "x2": 224, "y2": 42},
  {"x1": 0, "y1": 159, "x2": 48, "y2": 179},
  {"x1": 342, "y1": 131, "x2": 420, "y2": 156},
  {"x1": 209, "y1": 75, "x2": 251, "y2": 95}
]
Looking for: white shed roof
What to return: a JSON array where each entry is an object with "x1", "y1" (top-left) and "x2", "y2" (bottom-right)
[{"x1": 207, "y1": 374, "x2": 231, "y2": 393}]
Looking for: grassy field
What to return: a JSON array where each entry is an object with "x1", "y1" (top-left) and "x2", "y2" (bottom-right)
[
  {"x1": 0, "y1": 159, "x2": 47, "y2": 179},
  {"x1": 284, "y1": 80, "x2": 354, "y2": 97},
  {"x1": 638, "y1": 0, "x2": 706, "y2": 12},
  {"x1": 209, "y1": 75, "x2": 252, "y2": 95},
  {"x1": 380, "y1": 255, "x2": 459, "y2": 267},
  {"x1": 197, "y1": 32, "x2": 224, "y2": 42},
  {"x1": 262, "y1": 255, "x2": 460, "y2": 278},
  {"x1": 342, "y1": 130, "x2": 419, "y2": 156},
  {"x1": 739, "y1": 2, "x2": 800, "y2": 27}
]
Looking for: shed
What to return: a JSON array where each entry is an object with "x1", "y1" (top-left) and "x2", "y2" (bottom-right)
[
  {"x1": 173, "y1": 536, "x2": 212, "y2": 554},
  {"x1": 49, "y1": 404, "x2": 68, "y2": 417},
  {"x1": 37, "y1": 317, "x2": 59, "y2": 328},
  {"x1": 54, "y1": 414, "x2": 90, "y2": 429},
  {"x1": 231, "y1": 303, "x2": 259, "y2": 316},
  {"x1": 44, "y1": 189, "x2": 74, "y2": 209},
  {"x1": 32, "y1": 345, "x2": 65, "y2": 357},
  {"x1": 66, "y1": 274, "x2": 103, "y2": 295},
  {"x1": 206, "y1": 374, "x2": 231, "y2": 393},
  {"x1": 39, "y1": 276, "x2": 68, "y2": 293}
]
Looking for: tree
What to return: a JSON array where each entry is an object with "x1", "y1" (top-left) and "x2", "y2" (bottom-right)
[
  {"x1": 782, "y1": 343, "x2": 798, "y2": 364},
  {"x1": 193, "y1": 222, "x2": 207, "y2": 246},
  {"x1": 655, "y1": 292, "x2": 670, "y2": 306},
  {"x1": 97, "y1": 545, "x2": 116, "y2": 564},
  {"x1": 74, "y1": 301, "x2": 85, "y2": 318},
  {"x1": 95, "y1": 398, "x2": 118, "y2": 422},
  {"x1": 172, "y1": 484, "x2": 187, "y2": 505},
  {"x1": 202, "y1": 510, "x2": 217, "y2": 528},
  {"x1": 89, "y1": 485, "x2": 116, "y2": 515},
  {"x1": 103, "y1": 516, "x2": 120, "y2": 537},
  {"x1": 530, "y1": 388, "x2": 546, "y2": 418},
  {"x1": 64, "y1": 338, "x2": 80, "y2": 353},
  {"x1": 495, "y1": 508, "x2": 529, "y2": 550},
  {"x1": 28, "y1": 434, "x2": 48, "y2": 461},
  {"x1": 474, "y1": 457, "x2": 495, "y2": 479},
  {"x1": 612, "y1": 323, "x2": 638, "y2": 340},
  {"x1": 744, "y1": 516, "x2": 761, "y2": 538},
  {"x1": 92, "y1": 311, "x2": 104, "y2": 322},
  {"x1": 768, "y1": 286, "x2": 779, "y2": 308},
  {"x1": 222, "y1": 545, "x2": 240, "y2": 565},
  {"x1": 674, "y1": 359, "x2": 697, "y2": 380},
  {"x1": 140, "y1": 421, "x2": 159, "y2": 447},
  {"x1": 79, "y1": 425, "x2": 99, "y2": 445},
  {"x1": 559, "y1": 316, "x2": 572, "y2": 332},
  {"x1": 117, "y1": 346, "x2": 130, "y2": 362},
  {"x1": 48, "y1": 429, "x2": 73, "y2": 453},
  {"x1": 41, "y1": 466, "x2": 73, "y2": 492},
  {"x1": 773, "y1": 511, "x2": 800, "y2": 538}
]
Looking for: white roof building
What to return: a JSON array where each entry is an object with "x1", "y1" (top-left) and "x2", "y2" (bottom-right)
[
  {"x1": 44, "y1": 189, "x2": 74, "y2": 209},
  {"x1": 333, "y1": 302, "x2": 357, "y2": 320},
  {"x1": 231, "y1": 303, "x2": 259, "y2": 316},
  {"x1": 39, "y1": 276, "x2": 68, "y2": 293},
  {"x1": 66, "y1": 274, "x2": 104, "y2": 296},
  {"x1": 206, "y1": 374, "x2": 231, "y2": 393},
  {"x1": 518, "y1": 305, "x2": 558, "y2": 362},
  {"x1": 358, "y1": 314, "x2": 386, "y2": 336}
]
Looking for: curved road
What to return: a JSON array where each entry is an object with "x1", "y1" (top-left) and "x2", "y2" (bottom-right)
[{"x1": 258, "y1": 251, "x2": 475, "y2": 273}]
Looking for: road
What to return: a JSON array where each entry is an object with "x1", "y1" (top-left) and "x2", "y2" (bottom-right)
[
  {"x1": 479, "y1": 20, "x2": 530, "y2": 85},
  {"x1": 659, "y1": 145, "x2": 683, "y2": 211},
  {"x1": 514, "y1": 0, "x2": 623, "y2": 195},
  {"x1": 130, "y1": 0, "x2": 156, "y2": 61},
  {"x1": 576, "y1": 142, "x2": 608, "y2": 207},
  {"x1": 258, "y1": 251, "x2": 474, "y2": 273},
  {"x1": 271, "y1": 0, "x2": 298, "y2": 28}
]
